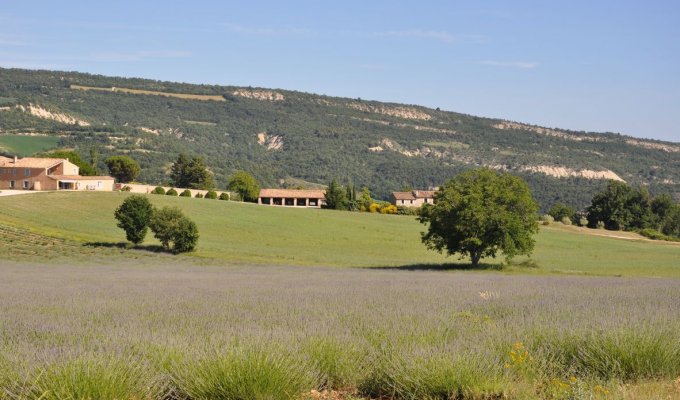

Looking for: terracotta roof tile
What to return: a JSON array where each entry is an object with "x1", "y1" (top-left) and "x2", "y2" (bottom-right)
[
  {"x1": 392, "y1": 191, "x2": 416, "y2": 200},
  {"x1": 0, "y1": 157, "x2": 65, "y2": 169},
  {"x1": 413, "y1": 190, "x2": 436, "y2": 198},
  {"x1": 259, "y1": 188, "x2": 325, "y2": 198},
  {"x1": 392, "y1": 190, "x2": 436, "y2": 200}
]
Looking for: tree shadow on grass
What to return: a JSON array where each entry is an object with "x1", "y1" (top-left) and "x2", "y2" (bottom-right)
[
  {"x1": 366, "y1": 261, "x2": 503, "y2": 271},
  {"x1": 83, "y1": 241, "x2": 168, "y2": 254}
]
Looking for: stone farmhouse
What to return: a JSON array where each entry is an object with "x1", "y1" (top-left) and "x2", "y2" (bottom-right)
[
  {"x1": 0, "y1": 156, "x2": 114, "y2": 191},
  {"x1": 390, "y1": 190, "x2": 436, "y2": 207},
  {"x1": 258, "y1": 188, "x2": 326, "y2": 208}
]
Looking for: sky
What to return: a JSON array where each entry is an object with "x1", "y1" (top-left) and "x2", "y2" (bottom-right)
[{"x1": 1, "y1": 0, "x2": 679, "y2": 142}]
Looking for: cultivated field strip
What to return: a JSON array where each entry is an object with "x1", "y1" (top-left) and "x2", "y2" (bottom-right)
[{"x1": 1, "y1": 264, "x2": 680, "y2": 399}]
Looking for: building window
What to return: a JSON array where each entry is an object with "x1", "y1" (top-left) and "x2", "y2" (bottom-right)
[
  {"x1": 23, "y1": 180, "x2": 29, "y2": 189},
  {"x1": 97, "y1": 181, "x2": 102, "y2": 188},
  {"x1": 9, "y1": 180, "x2": 15, "y2": 189},
  {"x1": 410, "y1": 200, "x2": 413, "y2": 204},
  {"x1": 24, "y1": 168, "x2": 30, "y2": 177}
]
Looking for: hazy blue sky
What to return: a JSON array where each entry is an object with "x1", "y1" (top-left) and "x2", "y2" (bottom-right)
[{"x1": 1, "y1": 1, "x2": 678, "y2": 142}]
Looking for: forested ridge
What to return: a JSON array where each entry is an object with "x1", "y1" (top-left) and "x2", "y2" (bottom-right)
[{"x1": 0, "y1": 67, "x2": 678, "y2": 211}]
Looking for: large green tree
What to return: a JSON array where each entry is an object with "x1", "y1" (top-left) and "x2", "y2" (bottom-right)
[
  {"x1": 586, "y1": 181, "x2": 654, "y2": 230},
  {"x1": 227, "y1": 171, "x2": 260, "y2": 202},
  {"x1": 114, "y1": 195, "x2": 154, "y2": 245},
  {"x1": 419, "y1": 168, "x2": 539, "y2": 268},
  {"x1": 323, "y1": 179, "x2": 348, "y2": 210},
  {"x1": 661, "y1": 204, "x2": 680, "y2": 238},
  {"x1": 105, "y1": 155, "x2": 140, "y2": 183},
  {"x1": 170, "y1": 154, "x2": 214, "y2": 190}
]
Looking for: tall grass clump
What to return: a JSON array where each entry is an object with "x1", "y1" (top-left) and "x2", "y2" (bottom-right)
[
  {"x1": 359, "y1": 347, "x2": 507, "y2": 399},
  {"x1": 539, "y1": 330, "x2": 680, "y2": 381},
  {"x1": 23, "y1": 356, "x2": 161, "y2": 400},
  {"x1": 171, "y1": 348, "x2": 317, "y2": 400},
  {"x1": 302, "y1": 338, "x2": 366, "y2": 390},
  {"x1": 0, "y1": 354, "x2": 19, "y2": 400}
]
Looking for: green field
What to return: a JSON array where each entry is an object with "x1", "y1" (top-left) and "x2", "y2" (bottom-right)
[
  {"x1": 0, "y1": 191, "x2": 679, "y2": 277},
  {"x1": 0, "y1": 135, "x2": 60, "y2": 156}
]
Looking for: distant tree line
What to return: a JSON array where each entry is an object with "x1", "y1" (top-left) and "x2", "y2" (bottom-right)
[{"x1": 543, "y1": 180, "x2": 680, "y2": 241}]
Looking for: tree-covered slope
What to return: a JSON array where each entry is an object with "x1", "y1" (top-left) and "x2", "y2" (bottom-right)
[{"x1": 1, "y1": 67, "x2": 678, "y2": 210}]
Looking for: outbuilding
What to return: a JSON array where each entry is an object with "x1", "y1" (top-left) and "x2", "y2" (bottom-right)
[{"x1": 258, "y1": 188, "x2": 326, "y2": 208}]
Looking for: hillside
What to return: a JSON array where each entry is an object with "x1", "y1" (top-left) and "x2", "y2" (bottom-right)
[{"x1": 0, "y1": 67, "x2": 678, "y2": 210}]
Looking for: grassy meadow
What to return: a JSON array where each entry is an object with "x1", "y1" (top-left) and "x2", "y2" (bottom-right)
[
  {"x1": 0, "y1": 191, "x2": 679, "y2": 276},
  {"x1": 1, "y1": 191, "x2": 680, "y2": 399}
]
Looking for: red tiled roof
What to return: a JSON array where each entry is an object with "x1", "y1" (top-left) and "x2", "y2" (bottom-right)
[
  {"x1": 413, "y1": 190, "x2": 436, "y2": 198},
  {"x1": 392, "y1": 190, "x2": 436, "y2": 200},
  {"x1": 392, "y1": 191, "x2": 416, "y2": 200},
  {"x1": 259, "y1": 188, "x2": 325, "y2": 199},
  {"x1": 0, "y1": 157, "x2": 65, "y2": 169}
]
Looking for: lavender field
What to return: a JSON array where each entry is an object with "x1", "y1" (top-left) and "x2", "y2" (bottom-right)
[{"x1": 1, "y1": 262, "x2": 679, "y2": 399}]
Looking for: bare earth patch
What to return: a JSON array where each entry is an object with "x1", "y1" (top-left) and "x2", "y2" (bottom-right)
[{"x1": 17, "y1": 104, "x2": 90, "y2": 126}]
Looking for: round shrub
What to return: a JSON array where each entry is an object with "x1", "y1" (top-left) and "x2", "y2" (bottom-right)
[
  {"x1": 219, "y1": 192, "x2": 230, "y2": 201},
  {"x1": 120, "y1": 185, "x2": 132, "y2": 192},
  {"x1": 151, "y1": 186, "x2": 165, "y2": 195},
  {"x1": 205, "y1": 190, "x2": 217, "y2": 199},
  {"x1": 596, "y1": 221, "x2": 606, "y2": 230},
  {"x1": 380, "y1": 204, "x2": 397, "y2": 214},
  {"x1": 561, "y1": 216, "x2": 572, "y2": 225},
  {"x1": 369, "y1": 203, "x2": 380, "y2": 213},
  {"x1": 166, "y1": 188, "x2": 178, "y2": 196},
  {"x1": 540, "y1": 214, "x2": 554, "y2": 225},
  {"x1": 195, "y1": 192, "x2": 204, "y2": 199},
  {"x1": 179, "y1": 189, "x2": 192, "y2": 197},
  {"x1": 579, "y1": 217, "x2": 588, "y2": 227},
  {"x1": 149, "y1": 206, "x2": 199, "y2": 253}
]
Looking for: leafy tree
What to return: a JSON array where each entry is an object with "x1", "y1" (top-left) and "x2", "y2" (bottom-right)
[
  {"x1": 661, "y1": 204, "x2": 680, "y2": 238},
  {"x1": 148, "y1": 206, "x2": 199, "y2": 253},
  {"x1": 547, "y1": 203, "x2": 574, "y2": 222},
  {"x1": 359, "y1": 186, "x2": 373, "y2": 211},
  {"x1": 105, "y1": 155, "x2": 140, "y2": 183},
  {"x1": 227, "y1": 171, "x2": 260, "y2": 202},
  {"x1": 324, "y1": 179, "x2": 348, "y2": 210},
  {"x1": 89, "y1": 146, "x2": 99, "y2": 175},
  {"x1": 170, "y1": 154, "x2": 190, "y2": 187},
  {"x1": 651, "y1": 194, "x2": 675, "y2": 227},
  {"x1": 114, "y1": 195, "x2": 154, "y2": 245},
  {"x1": 38, "y1": 150, "x2": 95, "y2": 176},
  {"x1": 419, "y1": 168, "x2": 539, "y2": 268},
  {"x1": 586, "y1": 181, "x2": 654, "y2": 230},
  {"x1": 170, "y1": 154, "x2": 214, "y2": 189}
]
